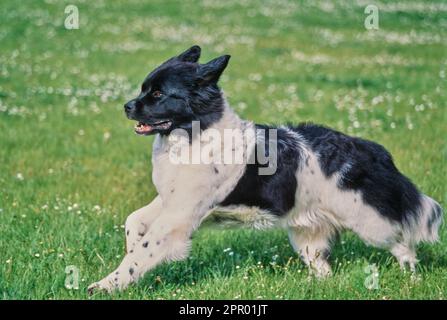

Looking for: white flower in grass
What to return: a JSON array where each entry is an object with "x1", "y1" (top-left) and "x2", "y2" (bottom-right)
[
  {"x1": 248, "y1": 73, "x2": 262, "y2": 81},
  {"x1": 34, "y1": 253, "x2": 40, "y2": 258},
  {"x1": 103, "y1": 131, "x2": 111, "y2": 141},
  {"x1": 16, "y1": 173, "x2": 24, "y2": 181}
]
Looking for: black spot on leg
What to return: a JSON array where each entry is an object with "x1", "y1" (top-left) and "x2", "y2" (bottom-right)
[
  {"x1": 354, "y1": 198, "x2": 357, "y2": 203},
  {"x1": 130, "y1": 250, "x2": 134, "y2": 253},
  {"x1": 318, "y1": 198, "x2": 322, "y2": 203},
  {"x1": 156, "y1": 240, "x2": 160, "y2": 245},
  {"x1": 321, "y1": 248, "x2": 331, "y2": 260},
  {"x1": 114, "y1": 278, "x2": 118, "y2": 282},
  {"x1": 310, "y1": 170, "x2": 315, "y2": 175},
  {"x1": 129, "y1": 268, "x2": 134, "y2": 275},
  {"x1": 142, "y1": 241, "x2": 149, "y2": 248},
  {"x1": 214, "y1": 167, "x2": 219, "y2": 174},
  {"x1": 115, "y1": 271, "x2": 119, "y2": 275},
  {"x1": 138, "y1": 232, "x2": 145, "y2": 237},
  {"x1": 305, "y1": 156, "x2": 309, "y2": 166},
  {"x1": 170, "y1": 189, "x2": 175, "y2": 193},
  {"x1": 150, "y1": 253, "x2": 153, "y2": 258},
  {"x1": 126, "y1": 230, "x2": 129, "y2": 236}
]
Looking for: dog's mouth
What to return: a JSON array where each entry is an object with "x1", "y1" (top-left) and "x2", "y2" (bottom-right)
[{"x1": 134, "y1": 120, "x2": 172, "y2": 135}]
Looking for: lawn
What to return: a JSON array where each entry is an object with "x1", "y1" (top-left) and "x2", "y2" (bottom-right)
[{"x1": 0, "y1": 0, "x2": 446, "y2": 299}]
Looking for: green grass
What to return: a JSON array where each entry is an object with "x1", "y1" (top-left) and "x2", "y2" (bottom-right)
[{"x1": 0, "y1": 0, "x2": 446, "y2": 299}]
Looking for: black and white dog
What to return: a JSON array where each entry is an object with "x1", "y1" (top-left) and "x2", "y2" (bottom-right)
[{"x1": 88, "y1": 46, "x2": 442, "y2": 293}]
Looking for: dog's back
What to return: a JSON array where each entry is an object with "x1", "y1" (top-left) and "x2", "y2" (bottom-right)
[{"x1": 290, "y1": 123, "x2": 442, "y2": 246}]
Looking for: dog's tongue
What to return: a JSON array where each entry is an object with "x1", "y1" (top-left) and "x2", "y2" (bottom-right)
[{"x1": 135, "y1": 122, "x2": 152, "y2": 134}]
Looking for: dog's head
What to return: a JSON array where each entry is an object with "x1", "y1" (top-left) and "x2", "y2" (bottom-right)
[{"x1": 124, "y1": 46, "x2": 230, "y2": 135}]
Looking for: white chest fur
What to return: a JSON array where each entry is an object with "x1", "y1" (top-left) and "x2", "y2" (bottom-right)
[{"x1": 151, "y1": 106, "x2": 256, "y2": 224}]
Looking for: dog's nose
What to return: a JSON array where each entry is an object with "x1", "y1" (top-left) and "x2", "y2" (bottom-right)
[{"x1": 124, "y1": 101, "x2": 135, "y2": 112}]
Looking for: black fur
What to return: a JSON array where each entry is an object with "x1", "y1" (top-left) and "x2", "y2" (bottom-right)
[
  {"x1": 124, "y1": 46, "x2": 229, "y2": 136},
  {"x1": 220, "y1": 125, "x2": 301, "y2": 216},
  {"x1": 292, "y1": 123, "x2": 422, "y2": 223},
  {"x1": 222, "y1": 122, "x2": 423, "y2": 223}
]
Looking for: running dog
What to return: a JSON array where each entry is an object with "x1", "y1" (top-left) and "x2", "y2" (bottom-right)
[{"x1": 88, "y1": 46, "x2": 442, "y2": 293}]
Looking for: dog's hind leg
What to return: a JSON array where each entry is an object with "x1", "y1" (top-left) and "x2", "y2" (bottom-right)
[
  {"x1": 390, "y1": 242, "x2": 418, "y2": 272},
  {"x1": 288, "y1": 225, "x2": 335, "y2": 277},
  {"x1": 125, "y1": 196, "x2": 163, "y2": 253}
]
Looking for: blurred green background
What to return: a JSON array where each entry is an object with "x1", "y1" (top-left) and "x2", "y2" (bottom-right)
[{"x1": 0, "y1": 0, "x2": 445, "y2": 299}]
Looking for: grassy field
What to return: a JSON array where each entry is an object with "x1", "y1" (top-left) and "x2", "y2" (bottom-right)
[{"x1": 0, "y1": 0, "x2": 446, "y2": 300}]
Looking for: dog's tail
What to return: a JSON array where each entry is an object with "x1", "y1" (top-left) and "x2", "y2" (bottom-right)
[{"x1": 408, "y1": 195, "x2": 443, "y2": 244}]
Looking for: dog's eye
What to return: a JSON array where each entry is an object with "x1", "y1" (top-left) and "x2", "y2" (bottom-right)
[{"x1": 152, "y1": 90, "x2": 163, "y2": 98}]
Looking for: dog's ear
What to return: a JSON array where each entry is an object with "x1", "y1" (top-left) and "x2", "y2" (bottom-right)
[
  {"x1": 197, "y1": 55, "x2": 231, "y2": 85},
  {"x1": 177, "y1": 45, "x2": 201, "y2": 63}
]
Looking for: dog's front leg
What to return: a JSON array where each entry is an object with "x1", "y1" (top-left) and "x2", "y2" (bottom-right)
[
  {"x1": 88, "y1": 207, "x2": 200, "y2": 294},
  {"x1": 124, "y1": 195, "x2": 163, "y2": 253}
]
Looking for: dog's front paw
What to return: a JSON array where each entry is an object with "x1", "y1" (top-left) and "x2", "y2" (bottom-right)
[
  {"x1": 309, "y1": 261, "x2": 333, "y2": 278},
  {"x1": 87, "y1": 279, "x2": 115, "y2": 295},
  {"x1": 88, "y1": 270, "x2": 135, "y2": 295}
]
